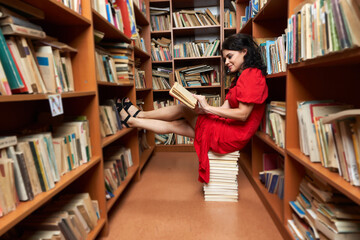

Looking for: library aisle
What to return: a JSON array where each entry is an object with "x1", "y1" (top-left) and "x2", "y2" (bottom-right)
[{"x1": 103, "y1": 152, "x2": 283, "y2": 240}]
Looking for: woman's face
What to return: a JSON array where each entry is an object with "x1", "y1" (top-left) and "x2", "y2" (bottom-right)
[{"x1": 222, "y1": 49, "x2": 247, "y2": 73}]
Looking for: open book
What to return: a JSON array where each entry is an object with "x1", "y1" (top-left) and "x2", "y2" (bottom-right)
[{"x1": 169, "y1": 82, "x2": 197, "y2": 109}]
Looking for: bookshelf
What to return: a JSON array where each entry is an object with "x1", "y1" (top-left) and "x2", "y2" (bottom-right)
[
  {"x1": 150, "y1": 0, "x2": 225, "y2": 149},
  {"x1": 236, "y1": 0, "x2": 360, "y2": 239},
  {"x1": 0, "y1": 0, "x2": 154, "y2": 238}
]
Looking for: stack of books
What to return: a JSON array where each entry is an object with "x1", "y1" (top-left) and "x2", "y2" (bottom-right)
[
  {"x1": 203, "y1": 151, "x2": 240, "y2": 202},
  {"x1": 151, "y1": 37, "x2": 172, "y2": 61},
  {"x1": 173, "y1": 39, "x2": 220, "y2": 58},
  {"x1": 174, "y1": 64, "x2": 219, "y2": 87}
]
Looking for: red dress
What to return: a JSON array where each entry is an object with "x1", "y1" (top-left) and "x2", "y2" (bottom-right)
[{"x1": 194, "y1": 68, "x2": 268, "y2": 183}]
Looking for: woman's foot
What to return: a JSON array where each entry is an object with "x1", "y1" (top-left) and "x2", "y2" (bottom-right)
[
  {"x1": 117, "y1": 102, "x2": 132, "y2": 128},
  {"x1": 122, "y1": 97, "x2": 141, "y2": 117}
]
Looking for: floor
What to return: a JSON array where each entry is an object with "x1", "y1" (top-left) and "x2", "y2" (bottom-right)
[{"x1": 103, "y1": 152, "x2": 283, "y2": 240}]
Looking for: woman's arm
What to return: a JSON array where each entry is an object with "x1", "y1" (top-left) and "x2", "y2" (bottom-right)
[
  {"x1": 193, "y1": 95, "x2": 254, "y2": 121},
  {"x1": 221, "y1": 100, "x2": 231, "y2": 109}
]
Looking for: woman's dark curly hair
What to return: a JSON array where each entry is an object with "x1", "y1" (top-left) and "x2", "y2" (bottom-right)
[{"x1": 222, "y1": 33, "x2": 267, "y2": 82}]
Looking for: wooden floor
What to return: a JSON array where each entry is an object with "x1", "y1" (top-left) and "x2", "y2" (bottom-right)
[{"x1": 102, "y1": 151, "x2": 283, "y2": 240}]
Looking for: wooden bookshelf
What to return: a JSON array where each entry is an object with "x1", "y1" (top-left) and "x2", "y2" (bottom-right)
[
  {"x1": 255, "y1": 131, "x2": 285, "y2": 156},
  {"x1": 239, "y1": 18, "x2": 252, "y2": 34},
  {"x1": 0, "y1": 91, "x2": 96, "y2": 102},
  {"x1": 0, "y1": 156, "x2": 101, "y2": 236},
  {"x1": 106, "y1": 164, "x2": 140, "y2": 211},
  {"x1": 92, "y1": 9, "x2": 131, "y2": 42},
  {"x1": 101, "y1": 128, "x2": 135, "y2": 148},
  {"x1": 140, "y1": 145, "x2": 155, "y2": 171},
  {"x1": 136, "y1": 87, "x2": 153, "y2": 92},
  {"x1": 155, "y1": 144, "x2": 195, "y2": 152},
  {"x1": 133, "y1": 3, "x2": 149, "y2": 26},
  {"x1": 97, "y1": 81, "x2": 134, "y2": 87},
  {"x1": 266, "y1": 72, "x2": 287, "y2": 79},
  {"x1": 87, "y1": 218, "x2": 106, "y2": 240}
]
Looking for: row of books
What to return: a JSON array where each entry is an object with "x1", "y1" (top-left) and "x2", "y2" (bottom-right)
[
  {"x1": 261, "y1": 101, "x2": 286, "y2": 149},
  {"x1": 0, "y1": 5, "x2": 77, "y2": 95},
  {"x1": 256, "y1": 35, "x2": 287, "y2": 75},
  {"x1": 134, "y1": 68, "x2": 146, "y2": 89},
  {"x1": 150, "y1": 8, "x2": 171, "y2": 31},
  {"x1": 174, "y1": 64, "x2": 220, "y2": 87},
  {"x1": 203, "y1": 151, "x2": 240, "y2": 202},
  {"x1": 94, "y1": 42, "x2": 134, "y2": 85},
  {"x1": 151, "y1": 37, "x2": 172, "y2": 61},
  {"x1": 155, "y1": 133, "x2": 176, "y2": 145},
  {"x1": 104, "y1": 146, "x2": 133, "y2": 199},
  {"x1": 99, "y1": 99, "x2": 123, "y2": 138},
  {"x1": 298, "y1": 102, "x2": 360, "y2": 186},
  {"x1": 259, "y1": 153, "x2": 285, "y2": 199},
  {"x1": 2, "y1": 193, "x2": 99, "y2": 240},
  {"x1": 58, "y1": 0, "x2": 82, "y2": 14},
  {"x1": 0, "y1": 119, "x2": 92, "y2": 217},
  {"x1": 172, "y1": 9, "x2": 220, "y2": 28},
  {"x1": 133, "y1": 33, "x2": 147, "y2": 53},
  {"x1": 173, "y1": 39, "x2": 220, "y2": 58},
  {"x1": 224, "y1": 10, "x2": 236, "y2": 28},
  {"x1": 176, "y1": 135, "x2": 194, "y2": 145},
  {"x1": 240, "y1": 0, "x2": 269, "y2": 29},
  {"x1": 152, "y1": 69, "x2": 171, "y2": 90},
  {"x1": 288, "y1": 172, "x2": 360, "y2": 240},
  {"x1": 133, "y1": 0, "x2": 147, "y2": 17},
  {"x1": 286, "y1": 0, "x2": 360, "y2": 64},
  {"x1": 92, "y1": 0, "x2": 137, "y2": 39}
]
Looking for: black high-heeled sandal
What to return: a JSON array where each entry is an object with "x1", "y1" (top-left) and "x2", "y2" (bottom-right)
[
  {"x1": 116, "y1": 102, "x2": 131, "y2": 128},
  {"x1": 122, "y1": 97, "x2": 141, "y2": 118}
]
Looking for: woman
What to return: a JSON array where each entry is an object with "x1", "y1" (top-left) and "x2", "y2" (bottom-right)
[{"x1": 118, "y1": 33, "x2": 268, "y2": 183}]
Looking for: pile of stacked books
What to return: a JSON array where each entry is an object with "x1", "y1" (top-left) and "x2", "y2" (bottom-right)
[{"x1": 203, "y1": 151, "x2": 240, "y2": 202}]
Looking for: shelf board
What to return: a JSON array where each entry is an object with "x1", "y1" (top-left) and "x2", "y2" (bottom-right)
[
  {"x1": 255, "y1": 131, "x2": 285, "y2": 156},
  {"x1": 0, "y1": 91, "x2": 96, "y2": 103},
  {"x1": 136, "y1": 87, "x2": 153, "y2": 92},
  {"x1": 150, "y1": 0, "x2": 170, "y2": 2},
  {"x1": 266, "y1": 71, "x2": 287, "y2": 79},
  {"x1": 253, "y1": 0, "x2": 288, "y2": 22},
  {"x1": 86, "y1": 217, "x2": 106, "y2": 240},
  {"x1": 92, "y1": 9, "x2": 131, "y2": 42},
  {"x1": 288, "y1": 47, "x2": 360, "y2": 69},
  {"x1": 185, "y1": 85, "x2": 221, "y2": 89},
  {"x1": 134, "y1": 45, "x2": 151, "y2": 59},
  {"x1": 106, "y1": 164, "x2": 139, "y2": 212},
  {"x1": 97, "y1": 81, "x2": 134, "y2": 87},
  {"x1": 224, "y1": 27, "x2": 237, "y2": 32},
  {"x1": 152, "y1": 60, "x2": 172, "y2": 64},
  {"x1": 172, "y1": 0, "x2": 219, "y2": 8},
  {"x1": 140, "y1": 145, "x2": 155, "y2": 171},
  {"x1": 240, "y1": 18, "x2": 252, "y2": 34},
  {"x1": 173, "y1": 25, "x2": 220, "y2": 36},
  {"x1": 102, "y1": 128, "x2": 135, "y2": 148},
  {"x1": 151, "y1": 30, "x2": 172, "y2": 35},
  {"x1": 174, "y1": 56, "x2": 221, "y2": 61},
  {"x1": 22, "y1": 0, "x2": 91, "y2": 26},
  {"x1": 0, "y1": 156, "x2": 101, "y2": 236},
  {"x1": 238, "y1": 156, "x2": 284, "y2": 233},
  {"x1": 287, "y1": 148, "x2": 360, "y2": 205},
  {"x1": 133, "y1": 3, "x2": 149, "y2": 26},
  {"x1": 153, "y1": 89, "x2": 170, "y2": 92},
  {"x1": 155, "y1": 144, "x2": 195, "y2": 152}
]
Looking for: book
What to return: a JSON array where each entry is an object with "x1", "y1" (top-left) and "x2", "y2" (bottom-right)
[{"x1": 169, "y1": 82, "x2": 197, "y2": 109}]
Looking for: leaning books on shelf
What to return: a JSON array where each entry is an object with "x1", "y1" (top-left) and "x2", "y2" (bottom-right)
[
  {"x1": 133, "y1": 0, "x2": 147, "y2": 16},
  {"x1": 261, "y1": 101, "x2": 286, "y2": 148},
  {"x1": 155, "y1": 133, "x2": 176, "y2": 145},
  {"x1": 152, "y1": 68, "x2": 172, "y2": 90},
  {"x1": 172, "y1": 9, "x2": 219, "y2": 28},
  {"x1": 176, "y1": 135, "x2": 194, "y2": 145},
  {"x1": 259, "y1": 153, "x2": 284, "y2": 199},
  {"x1": 151, "y1": 37, "x2": 172, "y2": 61},
  {"x1": 173, "y1": 39, "x2": 220, "y2": 58},
  {"x1": 240, "y1": 0, "x2": 259, "y2": 29},
  {"x1": 174, "y1": 64, "x2": 219, "y2": 87},
  {"x1": 297, "y1": 102, "x2": 360, "y2": 186},
  {"x1": 286, "y1": 0, "x2": 360, "y2": 64},
  {"x1": 99, "y1": 100, "x2": 123, "y2": 138},
  {"x1": 0, "y1": 119, "x2": 92, "y2": 218},
  {"x1": 224, "y1": 0, "x2": 237, "y2": 28},
  {"x1": 97, "y1": 42, "x2": 134, "y2": 84},
  {"x1": 134, "y1": 68, "x2": 146, "y2": 89},
  {"x1": 256, "y1": 36, "x2": 287, "y2": 75},
  {"x1": 150, "y1": 6, "x2": 170, "y2": 31},
  {"x1": 2, "y1": 193, "x2": 99, "y2": 239},
  {"x1": 202, "y1": 93, "x2": 221, "y2": 107},
  {"x1": 0, "y1": 6, "x2": 77, "y2": 95},
  {"x1": 288, "y1": 172, "x2": 360, "y2": 240}
]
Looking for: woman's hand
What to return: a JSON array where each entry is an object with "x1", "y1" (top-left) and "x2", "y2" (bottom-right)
[{"x1": 193, "y1": 94, "x2": 209, "y2": 114}]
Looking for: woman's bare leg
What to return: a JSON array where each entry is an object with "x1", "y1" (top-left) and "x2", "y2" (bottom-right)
[
  {"x1": 128, "y1": 104, "x2": 198, "y2": 129},
  {"x1": 128, "y1": 117, "x2": 195, "y2": 138}
]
